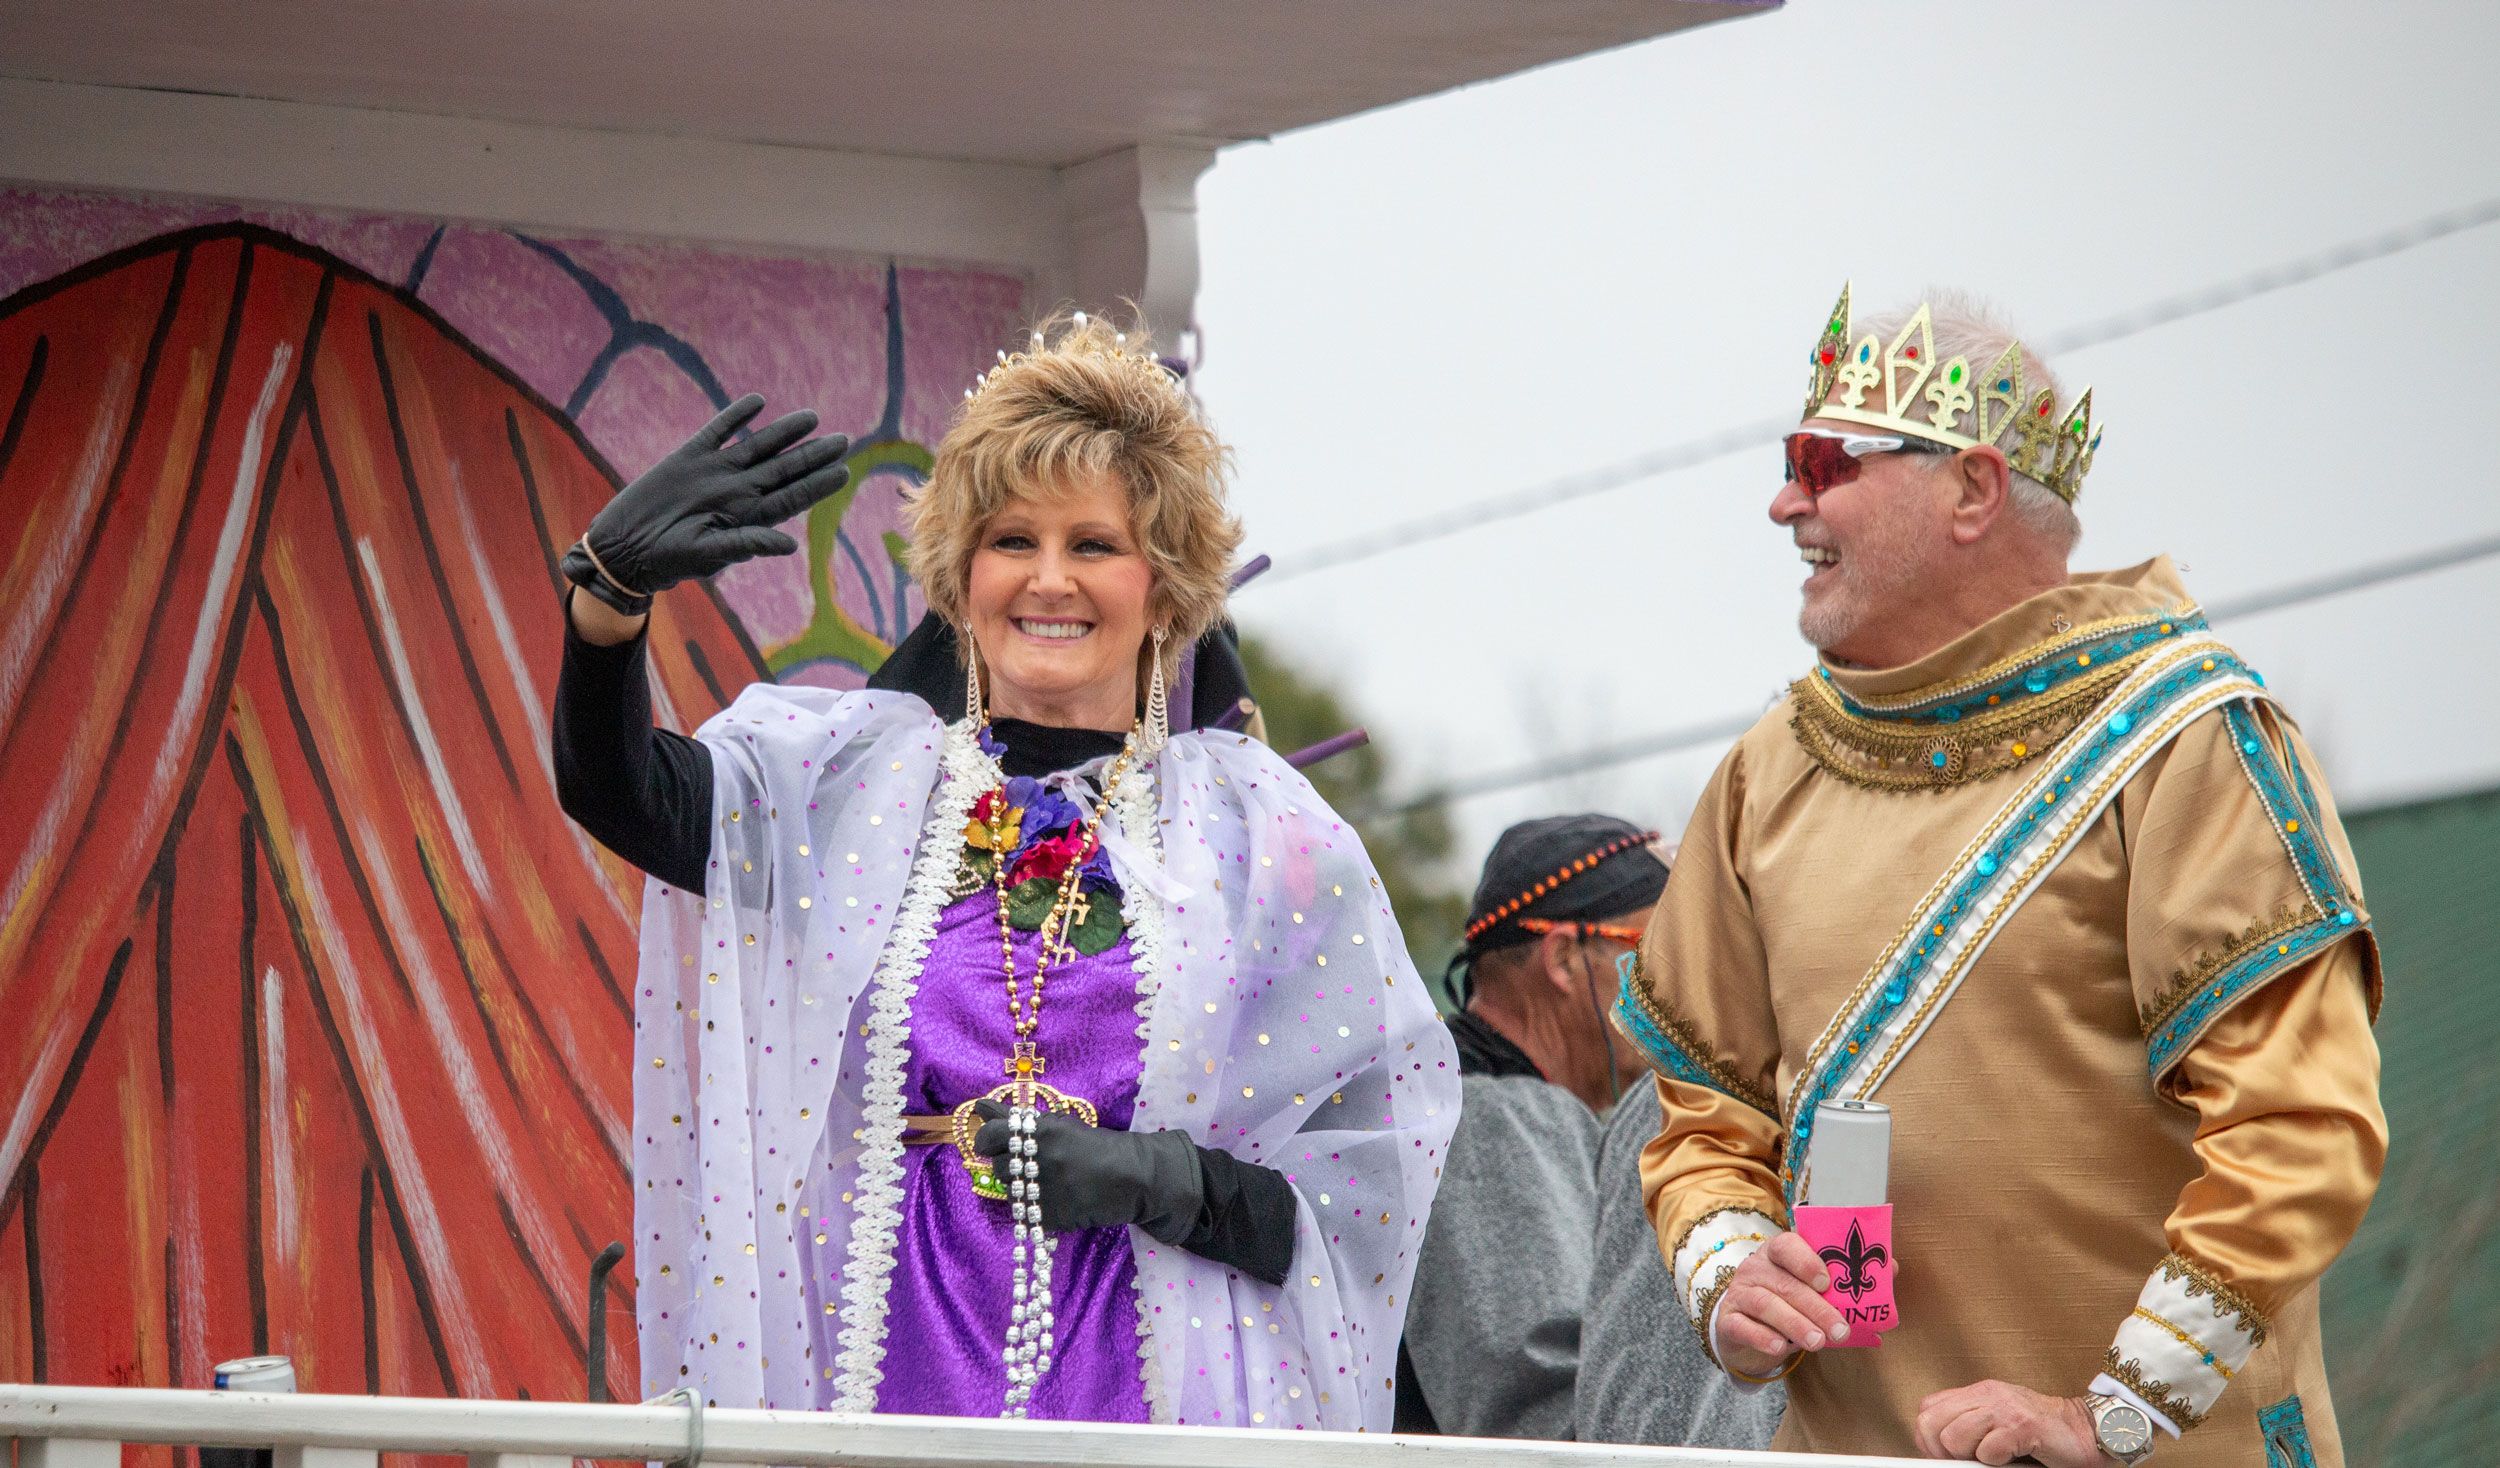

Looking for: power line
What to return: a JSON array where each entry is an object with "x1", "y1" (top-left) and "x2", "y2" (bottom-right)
[
  {"x1": 1271, "y1": 194, "x2": 2500, "y2": 583},
  {"x1": 1368, "y1": 531, "x2": 2500, "y2": 815}
]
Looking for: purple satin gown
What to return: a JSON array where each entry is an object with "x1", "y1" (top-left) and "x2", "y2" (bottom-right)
[{"x1": 870, "y1": 887, "x2": 1152, "y2": 1420}]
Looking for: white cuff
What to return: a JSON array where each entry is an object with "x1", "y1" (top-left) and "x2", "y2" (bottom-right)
[
  {"x1": 2100, "y1": 1254, "x2": 2269, "y2": 1433},
  {"x1": 1672, "y1": 1207, "x2": 1783, "y2": 1326},
  {"x1": 2090, "y1": 1373, "x2": 2183, "y2": 1440}
]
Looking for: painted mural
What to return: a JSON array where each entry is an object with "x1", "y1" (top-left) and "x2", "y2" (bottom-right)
[{"x1": 0, "y1": 188, "x2": 1029, "y2": 1421}]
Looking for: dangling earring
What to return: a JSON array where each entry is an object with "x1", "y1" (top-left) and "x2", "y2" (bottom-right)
[
  {"x1": 1143, "y1": 625, "x2": 1170, "y2": 753},
  {"x1": 962, "y1": 628, "x2": 986, "y2": 726}
]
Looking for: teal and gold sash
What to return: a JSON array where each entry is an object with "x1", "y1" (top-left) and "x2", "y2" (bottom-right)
[{"x1": 1777, "y1": 631, "x2": 2263, "y2": 1208}]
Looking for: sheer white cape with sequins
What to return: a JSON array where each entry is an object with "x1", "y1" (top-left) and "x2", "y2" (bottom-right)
[{"x1": 632, "y1": 684, "x2": 1460, "y2": 1431}]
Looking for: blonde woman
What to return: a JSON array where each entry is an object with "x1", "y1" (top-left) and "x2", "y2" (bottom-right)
[{"x1": 554, "y1": 317, "x2": 1458, "y2": 1428}]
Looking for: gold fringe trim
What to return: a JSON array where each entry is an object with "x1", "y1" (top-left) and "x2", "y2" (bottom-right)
[
  {"x1": 1786, "y1": 654, "x2": 2141, "y2": 792},
  {"x1": 2102, "y1": 1348, "x2": 2208, "y2": 1432},
  {"x1": 2138, "y1": 907, "x2": 2315, "y2": 1036},
  {"x1": 2158, "y1": 1253, "x2": 2271, "y2": 1347},
  {"x1": 1627, "y1": 979, "x2": 1778, "y2": 1116},
  {"x1": 1693, "y1": 1268, "x2": 1743, "y2": 1368}
]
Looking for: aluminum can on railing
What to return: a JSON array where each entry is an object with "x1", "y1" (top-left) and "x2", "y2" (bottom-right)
[
  {"x1": 203, "y1": 1355, "x2": 293, "y2": 1468},
  {"x1": 211, "y1": 1356, "x2": 296, "y2": 1393}
]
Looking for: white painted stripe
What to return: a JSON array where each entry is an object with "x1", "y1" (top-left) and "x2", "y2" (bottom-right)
[
  {"x1": 148, "y1": 345, "x2": 291, "y2": 810},
  {"x1": 262, "y1": 963, "x2": 300, "y2": 1270},
  {"x1": 0, "y1": 1023, "x2": 75, "y2": 1220},
  {"x1": 0, "y1": 358, "x2": 136, "y2": 735},
  {"x1": 444, "y1": 470, "x2": 631, "y2": 928},
  {"x1": 350, "y1": 812, "x2": 576, "y2": 1327},
  {"x1": 285, "y1": 830, "x2": 494, "y2": 1390},
  {"x1": 1, "y1": 350, "x2": 286, "y2": 1012},
  {"x1": 354, "y1": 536, "x2": 490, "y2": 893}
]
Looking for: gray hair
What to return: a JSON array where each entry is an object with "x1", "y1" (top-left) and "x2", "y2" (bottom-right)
[{"x1": 1858, "y1": 289, "x2": 2080, "y2": 555}]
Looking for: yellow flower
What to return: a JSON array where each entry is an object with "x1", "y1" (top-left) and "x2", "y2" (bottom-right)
[{"x1": 963, "y1": 801, "x2": 1023, "y2": 851}]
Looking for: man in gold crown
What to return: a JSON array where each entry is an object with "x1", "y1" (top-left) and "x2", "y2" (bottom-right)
[{"x1": 1613, "y1": 286, "x2": 2384, "y2": 1466}]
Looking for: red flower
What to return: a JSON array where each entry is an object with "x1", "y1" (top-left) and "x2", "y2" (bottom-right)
[{"x1": 1010, "y1": 830, "x2": 1091, "y2": 885}]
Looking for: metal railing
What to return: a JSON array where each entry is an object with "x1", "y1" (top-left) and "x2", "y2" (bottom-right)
[{"x1": 0, "y1": 1385, "x2": 1939, "y2": 1468}]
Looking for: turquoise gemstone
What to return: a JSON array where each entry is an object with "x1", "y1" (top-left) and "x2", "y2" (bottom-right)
[
  {"x1": 2243, "y1": 739, "x2": 2260, "y2": 754},
  {"x1": 2338, "y1": 911, "x2": 2357, "y2": 926},
  {"x1": 2111, "y1": 712, "x2": 2133, "y2": 735},
  {"x1": 1930, "y1": 751, "x2": 1949, "y2": 768},
  {"x1": 2024, "y1": 669, "x2": 2051, "y2": 694},
  {"x1": 1977, "y1": 854, "x2": 1999, "y2": 877},
  {"x1": 1884, "y1": 983, "x2": 1906, "y2": 1004},
  {"x1": 1938, "y1": 705, "x2": 1962, "y2": 724}
]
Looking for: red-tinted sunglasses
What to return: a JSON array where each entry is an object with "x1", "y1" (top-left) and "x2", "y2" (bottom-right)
[{"x1": 1783, "y1": 427, "x2": 1953, "y2": 495}]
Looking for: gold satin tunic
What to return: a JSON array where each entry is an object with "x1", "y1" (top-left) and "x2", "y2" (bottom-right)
[{"x1": 1622, "y1": 559, "x2": 2385, "y2": 1465}]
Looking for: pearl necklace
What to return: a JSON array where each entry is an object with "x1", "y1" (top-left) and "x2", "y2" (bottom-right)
[{"x1": 988, "y1": 732, "x2": 1138, "y2": 1417}]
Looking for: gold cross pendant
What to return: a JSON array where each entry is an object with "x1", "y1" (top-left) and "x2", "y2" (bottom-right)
[{"x1": 1005, "y1": 1041, "x2": 1046, "y2": 1081}]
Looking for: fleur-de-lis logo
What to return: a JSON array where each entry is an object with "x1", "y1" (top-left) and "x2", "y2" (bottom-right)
[{"x1": 1818, "y1": 1219, "x2": 1891, "y2": 1302}]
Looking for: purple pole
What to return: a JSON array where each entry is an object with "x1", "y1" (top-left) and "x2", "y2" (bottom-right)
[
  {"x1": 1285, "y1": 727, "x2": 1370, "y2": 770},
  {"x1": 1214, "y1": 697, "x2": 1255, "y2": 732},
  {"x1": 1229, "y1": 554, "x2": 1272, "y2": 592}
]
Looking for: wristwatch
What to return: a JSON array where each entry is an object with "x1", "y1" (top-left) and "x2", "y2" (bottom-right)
[{"x1": 2085, "y1": 1392, "x2": 2156, "y2": 1464}]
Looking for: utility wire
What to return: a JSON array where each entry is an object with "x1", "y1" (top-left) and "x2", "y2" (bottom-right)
[
  {"x1": 1273, "y1": 194, "x2": 2500, "y2": 583},
  {"x1": 1369, "y1": 531, "x2": 2500, "y2": 816}
]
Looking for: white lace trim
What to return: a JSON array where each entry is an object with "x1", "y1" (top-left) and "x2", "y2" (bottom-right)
[
  {"x1": 1114, "y1": 748, "x2": 1175, "y2": 1426},
  {"x1": 829, "y1": 716, "x2": 987, "y2": 1411}
]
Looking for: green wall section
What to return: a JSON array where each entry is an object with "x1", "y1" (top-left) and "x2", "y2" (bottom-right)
[{"x1": 2320, "y1": 786, "x2": 2500, "y2": 1463}]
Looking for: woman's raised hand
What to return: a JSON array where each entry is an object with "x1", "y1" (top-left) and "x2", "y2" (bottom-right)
[{"x1": 563, "y1": 394, "x2": 852, "y2": 614}]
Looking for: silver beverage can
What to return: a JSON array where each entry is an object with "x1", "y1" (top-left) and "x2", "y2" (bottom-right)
[
  {"x1": 1804, "y1": 1099, "x2": 1892, "y2": 1207},
  {"x1": 211, "y1": 1355, "x2": 296, "y2": 1393},
  {"x1": 204, "y1": 1356, "x2": 294, "y2": 1468}
]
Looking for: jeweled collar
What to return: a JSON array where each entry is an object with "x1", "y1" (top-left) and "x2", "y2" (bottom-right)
[{"x1": 1789, "y1": 556, "x2": 2202, "y2": 791}]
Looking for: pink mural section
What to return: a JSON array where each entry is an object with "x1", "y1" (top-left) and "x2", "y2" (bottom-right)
[{"x1": 0, "y1": 185, "x2": 1029, "y2": 683}]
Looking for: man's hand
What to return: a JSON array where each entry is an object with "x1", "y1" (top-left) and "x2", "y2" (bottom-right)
[
  {"x1": 1913, "y1": 1380, "x2": 2106, "y2": 1465},
  {"x1": 1714, "y1": 1229, "x2": 1849, "y2": 1377}
]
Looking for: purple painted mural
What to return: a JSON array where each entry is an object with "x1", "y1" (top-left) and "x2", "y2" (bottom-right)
[{"x1": 0, "y1": 185, "x2": 1028, "y2": 684}]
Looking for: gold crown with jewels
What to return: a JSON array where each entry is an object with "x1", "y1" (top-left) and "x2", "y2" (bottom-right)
[{"x1": 1804, "y1": 283, "x2": 2102, "y2": 503}]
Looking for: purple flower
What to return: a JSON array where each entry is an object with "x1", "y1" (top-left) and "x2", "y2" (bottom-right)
[
  {"x1": 977, "y1": 724, "x2": 1007, "y2": 759},
  {"x1": 1019, "y1": 786, "x2": 1081, "y2": 842}
]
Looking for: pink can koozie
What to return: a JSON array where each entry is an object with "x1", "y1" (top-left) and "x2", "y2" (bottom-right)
[{"x1": 1792, "y1": 1203, "x2": 1897, "y2": 1346}]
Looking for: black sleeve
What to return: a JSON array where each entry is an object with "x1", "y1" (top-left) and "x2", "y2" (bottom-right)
[
  {"x1": 1176, "y1": 1145, "x2": 1299, "y2": 1287},
  {"x1": 552, "y1": 598, "x2": 714, "y2": 893}
]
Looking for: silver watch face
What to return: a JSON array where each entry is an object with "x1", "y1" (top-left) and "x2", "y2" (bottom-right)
[{"x1": 2096, "y1": 1401, "x2": 2153, "y2": 1455}]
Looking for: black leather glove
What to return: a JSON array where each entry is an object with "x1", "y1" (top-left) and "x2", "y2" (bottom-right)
[
  {"x1": 973, "y1": 1101, "x2": 1206, "y2": 1243},
  {"x1": 561, "y1": 394, "x2": 852, "y2": 615}
]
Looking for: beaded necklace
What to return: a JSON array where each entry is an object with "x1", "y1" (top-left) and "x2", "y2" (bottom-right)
[{"x1": 962, "y1": 727, "x2": 1138, "y2": 1416}]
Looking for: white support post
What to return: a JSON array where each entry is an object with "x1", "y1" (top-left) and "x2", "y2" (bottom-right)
[
  {"x1": 275, "y1": 1447, "x2": 380, "y2": 1468},
  {"x1": 1057, "y1": 143, "x2": 1217, "y2": 335},
  {"x1": 18, "y1": 1440, "x2": 123, "y2": 1468}
]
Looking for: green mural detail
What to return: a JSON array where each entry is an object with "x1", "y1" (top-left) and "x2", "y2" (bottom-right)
[{"x1": 766, "y1": 436, "x2": 933, "y2": 676}]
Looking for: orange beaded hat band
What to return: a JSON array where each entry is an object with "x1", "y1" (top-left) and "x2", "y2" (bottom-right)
[{"x1": 1460, "y1": 817, "x2": 1667, "y2": 948}]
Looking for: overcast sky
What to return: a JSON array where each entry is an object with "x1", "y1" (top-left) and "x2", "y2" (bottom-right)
[{"x1": 1190, "y1": 0, "x2": 2500, "y2": 866}]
